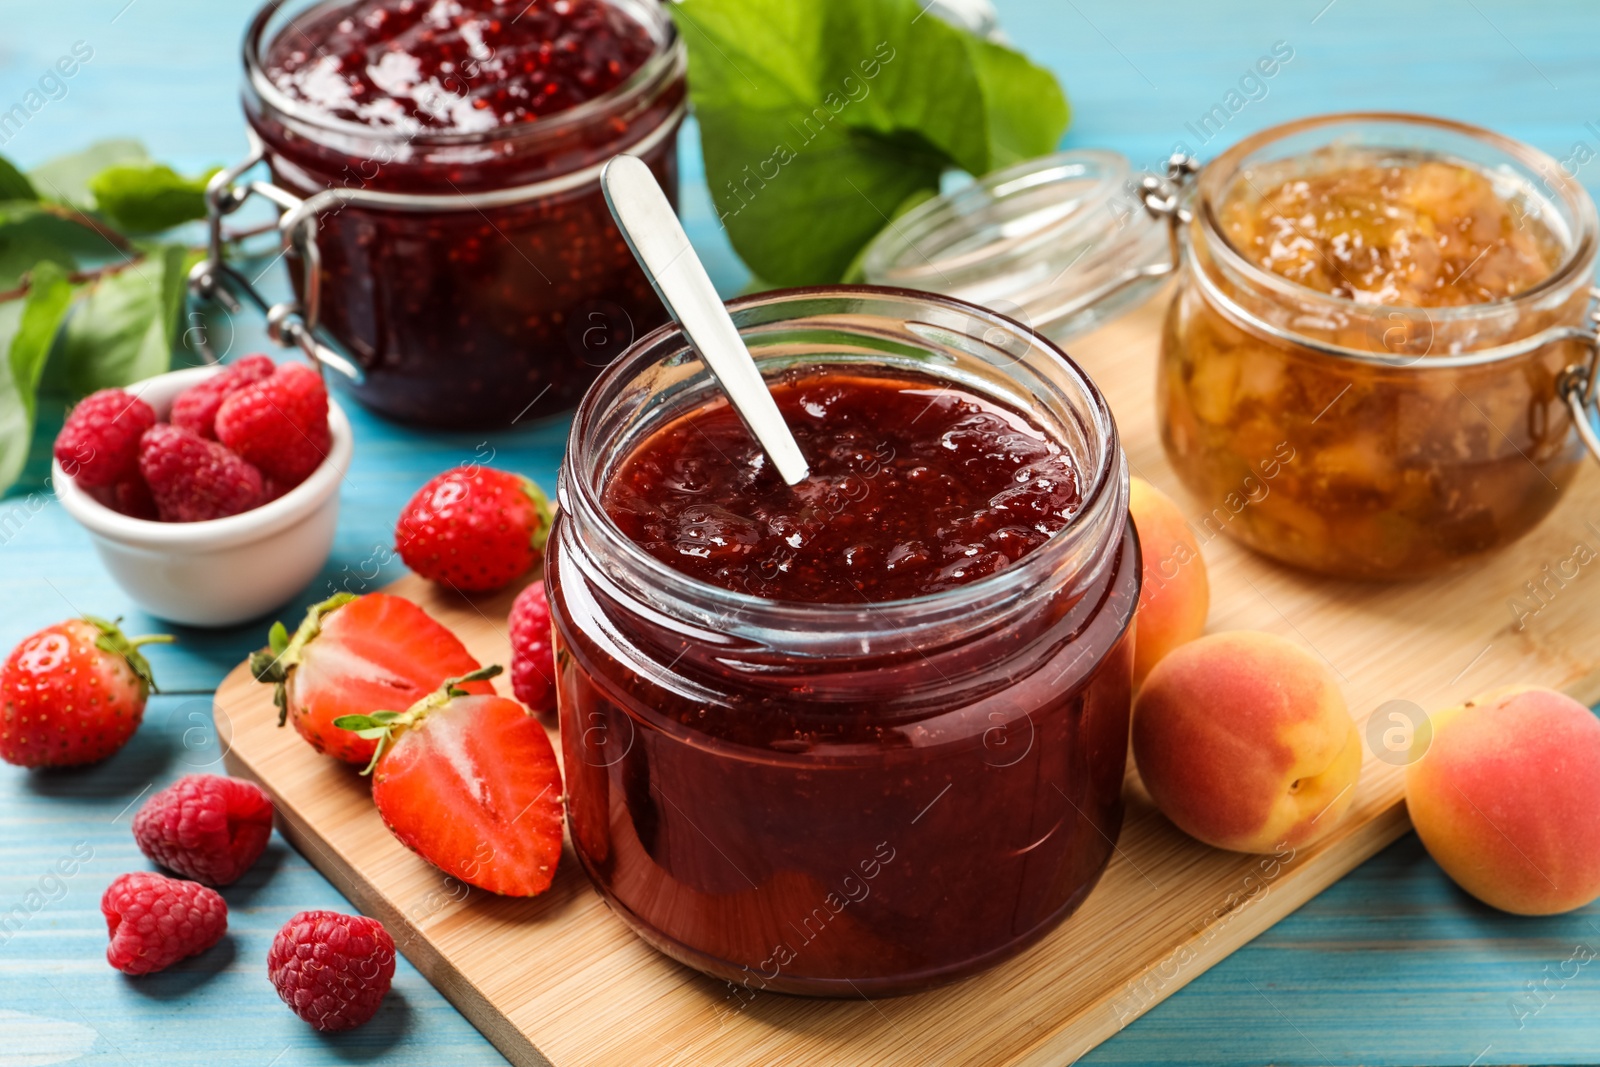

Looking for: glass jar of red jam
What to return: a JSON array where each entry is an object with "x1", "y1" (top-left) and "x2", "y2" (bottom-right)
[
  {"x1": 236, "y1": 0, "x2": 686, "y2": 426},
  {"x1": 545, "y1": 286, "x2": 1140, "y2": 996}
]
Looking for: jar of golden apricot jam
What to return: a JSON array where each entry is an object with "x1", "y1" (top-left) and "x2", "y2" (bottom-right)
[
  {"x1": 192, "y1": 0, "x2": 686, "y2": 427},
  {"x1": 545, "y1": 287, "x2": 1140, "y2": 996},
  {"x1": 1161, "y1": 113, "x2": 1600, "y2": 579},
  {"x1": 860, "y1": 115, "x2": 1600, "y2": 581}
]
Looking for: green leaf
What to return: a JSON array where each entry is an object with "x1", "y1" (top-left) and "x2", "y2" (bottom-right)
[
  {"x1": 0, "y1": 156, "x2": 37, "y2": 202},
  {"x1": 0, "y1": 200, "x2": 44, "y2": 226},
  {"x1": 965, "y1": 42, "x2": 1072, "y2": 169},
  {"x1": 0, "y1": 203, "x2": 112, "y2": 290},
  {"x1": 28, "y1": 139, "x2": 148, "y2": 211},
  {"x1": 0, "y1": 233, "x2": 75, "y2": 292},
  {"x1": 331, "y1": 712, "x2": 401, "y2": 733},
  {"x1": 671, "y1": 0, "x2": 1069, "y2": 285},
  {"x1": 0, "y1": 261, "x2": 73, "y2": 494},
  {"x1": 444, "y1": 664, "x2": 503, "y2": 691},
  {"x1": 89, "y1": 163, "x2": 219, "y2": 234},
  {"x1": 59, "y1": 244, "x2": 186, "y2": 396},
  {"x1": 839, "y1": 186, "x2": 938, "y2": 282}
]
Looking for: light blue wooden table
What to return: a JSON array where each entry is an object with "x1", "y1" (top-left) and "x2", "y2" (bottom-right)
[{"x1": 3, "y1": 1, "x2": 1599, "y2": 1064}]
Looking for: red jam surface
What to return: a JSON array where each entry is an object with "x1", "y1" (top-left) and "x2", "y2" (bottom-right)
[
  {"x1": 551, "y1": 367, "x2": 1139, "y2": 995},
  {"x1": 602, "y1": 371, "x2": 1084, "y2": 603},
  {"x1": 264, "y1": 0, "x2": 654, "y2": 134},
  {"x1": 250, "y1": 0, "x2": 682, "y2": 427}
]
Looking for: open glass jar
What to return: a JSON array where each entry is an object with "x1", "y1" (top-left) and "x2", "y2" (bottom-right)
[
  {"x1": 1163, "y1": 114, "x2": 1599, "y2": 580},
  {"x1": 545, "y1": 287, "x2": 1139, "y2": 996},
  {"x1": 192, "y1": 0, "x2": 687, "y2": 427},
  {"x1": 864, "y1": 113, "x2": 1600, "y2": 581}
]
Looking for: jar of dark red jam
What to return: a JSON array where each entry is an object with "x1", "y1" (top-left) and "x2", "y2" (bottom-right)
[
  {"x1": 545, "y1": 287, "x2": 1140, "y2": 996},
  {"x1": 237, "y1": 0, "x2": 686, "y2": 426}
]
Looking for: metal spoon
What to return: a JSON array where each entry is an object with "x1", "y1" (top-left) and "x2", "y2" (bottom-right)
[{"x1": 601, "y1": 155, "x2": 811, "y2": 486}]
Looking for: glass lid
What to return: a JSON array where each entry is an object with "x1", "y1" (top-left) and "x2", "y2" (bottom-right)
[{"x1": 859, "y1": 149, "x2": 1175, "y2": 342}]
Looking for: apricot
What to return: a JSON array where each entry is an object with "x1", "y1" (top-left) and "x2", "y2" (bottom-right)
[
  {"x1": 1128, "y1": 477, "x2": 1210, "y2": 688},
  {"x1": 1405, "y1": 686, "x2": 1600, "y2": 915},
  {"x1": 1132, "y1": 631, "x2": 1361, "y2": 853}
]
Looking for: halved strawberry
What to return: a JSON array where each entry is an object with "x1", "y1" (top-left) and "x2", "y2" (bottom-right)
[
  {"x1": 336, "y1": 667, "x2": 564, "y2": 897},
  {"x1": 251, "y1": 593, "x2": 493, "y2": 766}
]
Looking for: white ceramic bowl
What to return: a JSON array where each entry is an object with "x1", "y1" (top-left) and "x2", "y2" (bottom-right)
[{"x1": 54, "y1": 365, "x2": 354, "y2": 628}]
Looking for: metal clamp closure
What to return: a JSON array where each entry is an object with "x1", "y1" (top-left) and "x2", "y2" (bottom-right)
[
  {"x1": 1555, "y1": 287, "x2": 1600, "y2": 466},
  {"x1": 186, "y1": 100, "x2": 687, "y2": 384},
  {"x1": 188, "y1": 129, "x2": 363, "y2": 383},
  {"x1": 1138, "y1": 152, "x2": 1199, "y2": 280}
]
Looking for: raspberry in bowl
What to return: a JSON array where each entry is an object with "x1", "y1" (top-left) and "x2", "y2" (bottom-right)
[{"x1": 53, "y1": 363, "x2": 353, "y2": 627}]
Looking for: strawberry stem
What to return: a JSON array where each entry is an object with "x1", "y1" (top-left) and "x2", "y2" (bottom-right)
[
  {"x1": 332, "y1": 664, "x2": 505, "y2": 776},
  {"x1": 250, "y1": 592, "x2": 359, "y2": 727},
  {"x1": 129, "y1": 635, "x2": 176, "y2": 649},
  {"x1": 445, "y1": 664, "x2": 503, "y2": 693},
  {"x1": 82, "y1": 615, "x2": 173, "y2": 696},
  {"x1": 522, "y1": 479, "x2": 556, "y2": 554}
]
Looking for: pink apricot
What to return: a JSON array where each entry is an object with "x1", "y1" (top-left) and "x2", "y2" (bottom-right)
[
  {"x1": 1405, "y1": 685, "x2": 1600, "y2": 915},
  {"x1": 1128, "y1": 478, "x2": 1209, "y2": 688},
  {"x1": 1133, "y1": 631, "x2": 1360, "y2": 853}
]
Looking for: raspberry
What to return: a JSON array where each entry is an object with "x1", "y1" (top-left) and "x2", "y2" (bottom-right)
[
  {"x1": 509, "y1": 582, "x2": 556, "y2": 714},
  {"x1": 172, "y1": 355, "x2": 276, "y2": 440},
  {"x1": 87, "y1": 476, "x2": 158, "y2": 520},
  {"x1": 132, "y1": 774, "x2": 275, "y2": 886},
  {"x1": 139, "y1": 424, "x2": 264, "y2": 522},
  {"x1": 54, "y1": 389, "x2": 157, "y2": 488},
  {"x1": 268, "y1": 910, "x2": 396, "y2": 1031},
  {"x1": 216, "y1": 363, "x2": 331, "y2": 487},
  {"x1": 102, "y1": 871, "x2": 227, "y2": 975}
]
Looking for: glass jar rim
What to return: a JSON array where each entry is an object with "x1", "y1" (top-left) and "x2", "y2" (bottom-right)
[
  {"x1": 1196, "y1": 111, "x2": 1600, "y2": 328},
  {"x1": 241, "y1": 0, "x2": 686, "y2": 152},
  {"x1": 559, "y1": 284, "x2": 1126, "y2": 632}
]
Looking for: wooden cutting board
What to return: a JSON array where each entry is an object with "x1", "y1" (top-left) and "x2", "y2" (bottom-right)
[{"x1": 215, "y1": 289, "x2": 1600, "y2": 1066}]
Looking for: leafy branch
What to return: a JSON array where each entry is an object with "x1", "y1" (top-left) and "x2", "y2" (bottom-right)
[
  {"x1": 670, "y1": 0, "x2": 1071, "y2": 286},
  {"x1": 0, "y1": 140, "x2": 219, "y2": 496},
  {"x1": 0, "y1": 257, "x2": 153, "y2": 303}
]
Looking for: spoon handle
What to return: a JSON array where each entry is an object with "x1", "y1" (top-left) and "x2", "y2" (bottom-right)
[{"x1": 601, "y1": 155, "x2": 811, "y2": 486}]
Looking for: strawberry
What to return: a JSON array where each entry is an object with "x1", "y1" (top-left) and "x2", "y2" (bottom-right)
[
  {"x1": 395, "y1": 467, "x2": 554, "y2": 593},
  {"x1": 1, "y1": 617, "x2": 173, "y2": 768},
  {"x1": 336, "y1": 667, "x2": 564, "y2": 897},
  {"x1": 251, "y1": 593, "x2": 493, "y2": 766}
]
